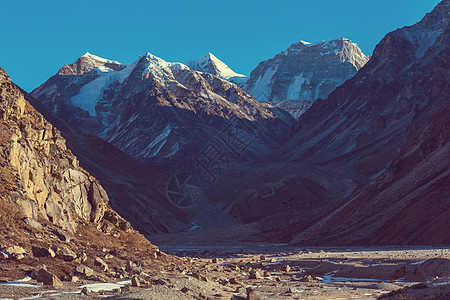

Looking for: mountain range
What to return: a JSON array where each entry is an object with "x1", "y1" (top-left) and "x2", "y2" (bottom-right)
[
  {"x1": 32, "y1": 52, "x2": 294, "y2": 171},
  {"x1": 1, "y1": 0, "x2": 448, "y2": 250}
]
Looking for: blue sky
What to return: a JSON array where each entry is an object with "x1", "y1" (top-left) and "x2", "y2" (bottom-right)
[{"x1": 0, "y1": 0, "x2": 440, "y2": 91}]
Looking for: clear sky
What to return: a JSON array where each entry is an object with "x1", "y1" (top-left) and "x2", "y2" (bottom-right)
[{"x1": 0, "y1": 0, "x2": 441, "y2": 91}]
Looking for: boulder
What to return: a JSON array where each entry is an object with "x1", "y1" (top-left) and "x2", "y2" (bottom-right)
[
  {"x1": 281, "y1": 265, "x2": 290, "y2": 273},
  {"x1": 80, "y1": 287, "x2": 90, "y2": 295},
  {"x1": 23, "y1": 217, "x2": 42, "y2": 230},
  {"x1": 75, "y1": 265, "x2": 95, "y2": 277},
  {"x1": 131, "y1": 276, "x2": 140, "y2": 287},
  {"x1": 249, "y1": 270, "x2": 263, "y2": 280},
  {"x1": 32, "y1": 245, "x2": 55, "y2": 258},
  {"x1": 94, "y1": 257, "x2": 108, "y2": 272},
  {"x1": 3, "y1": 246, "x2": 26, "y2": 260},
  {"x1": 52, "y1": 228, "x2": 71, "y2": 242},
  {"x1": 52, "y1": 244, "x2": 77, "y2": 261},
  {"x1": 37, "y1": 269, "x2": 63, "y2": 286},
  {"x1": 30, "y1": 265, "x2": 47, "y2": 279},
  {"x1": 126, "y1": 261, "x2": 142, "y2": 274},
  {"x1": 229, "y1": 277, "x2": 245, "y2": 285}
]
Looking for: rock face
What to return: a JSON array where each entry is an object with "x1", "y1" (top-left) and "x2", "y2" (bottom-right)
[
  {"x1": 25, "y1": 94, "x2": 189, "y2": 234},
  {"x1": 276, "y1": 0, "x2": 450, "y2": 245},
  {"x1": 32, "y1": 52, "x2": 293, "y2": 170},
  {"x1": 245, "y1": 38, "x2": 369, "y2": 102},
  {"x1": 0, "y1": 67, "x2": 108, "y2": 233},
  {"x1": 186, "y1": 52, "x2": 248, "y2": 84}
]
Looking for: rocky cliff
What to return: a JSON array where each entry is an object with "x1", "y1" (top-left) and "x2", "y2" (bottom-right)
[
  {"x1": 25, "y1": 91, "x2": 190, "y2": 235},
  {"x1": 0, "y1": 66, "x2": 173, "y2": 282},
  {"x1": 0, "y1": 67, "x2": 109, "y2": 232}
]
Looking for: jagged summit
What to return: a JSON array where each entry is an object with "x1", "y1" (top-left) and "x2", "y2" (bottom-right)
[
  {"x1": 186, "y1": 52, "x2": 247, "y2": 83},
  {"x1": 56, "y1": 52, "x2": 124, "y2": 76},
  {"x1": 245, "y1": 37, "x2": 369, "y2": 101},
  {"x1": 81, "y1": 52, "x2": 122, "y2": 65},
  {"x1": 140, "y1": 52, "x2": 189, "y2": 75}
]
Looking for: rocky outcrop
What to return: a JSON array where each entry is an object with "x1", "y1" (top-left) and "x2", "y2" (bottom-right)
[
  {"x1": 245, "y1": 38, "x2": 369, "y2": 102},
  {"x1": 25, "y1": 92, "x2": 189, "y2": 235},
  {"x1": 0, "y1": 67, "x2": 109, "y2": 232}
]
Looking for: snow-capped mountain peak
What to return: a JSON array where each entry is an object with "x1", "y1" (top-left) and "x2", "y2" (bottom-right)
[
  {"x1": 81, "y1": 52, "x2": 122, "y2": 65},
  {"x1": 186, "y1": 52, "x2": 247, "y2": 83},
  {"x1": 141, "y1": 52, "x2": 189, "y2": 75},
  {"x1": 246, "y1": 37, "x2": 369, "y2": 102},
  {"x1": 55, "y1": 52, "x2": 124, "y2": 76},
  {"x1": 32, "y1": 50, "x2": 293, "y2": 168}
]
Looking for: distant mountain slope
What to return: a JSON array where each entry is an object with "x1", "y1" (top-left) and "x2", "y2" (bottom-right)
[
  {"x1": 245, "y1": 38, "x2": 369, "y2": 102},
  {"x1": 187, "y1": 52, "x2": 248, "y2": 84},
  {"x1": 32, "y1": 52, "x2": 293, "y2": 170},
  {"x1": 278, "y1": 0, "x2": 450, "y2": 245}
]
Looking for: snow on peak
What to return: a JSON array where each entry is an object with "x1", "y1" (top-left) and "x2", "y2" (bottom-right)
[
  {"x1": 71, "y1": 57, "x2": 136, "y2": 116},
  {"x1": 81, "y1": 52, "x2": 122, "y2": 65},
  {"x1": 187, "y1": 53, "x2": 247, "y2": 80},
  {"x1": 290, "y1": 40, "x2": 312, "y2": 47},
  {"x1": 140, "y1": 52, "x2": 189, "y2": 76},
  {"x1": 285, "y1": 38, "x2": 368, "y2": 68}
]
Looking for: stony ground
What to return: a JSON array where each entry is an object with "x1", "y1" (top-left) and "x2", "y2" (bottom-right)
[{"x1": 0, "y1": 245, "x2": 448, "y2": 299}]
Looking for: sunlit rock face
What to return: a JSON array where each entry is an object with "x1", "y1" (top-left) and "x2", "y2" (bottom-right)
[{"x1": 0, "y1": 66, "x2": 109, "y2": 233}]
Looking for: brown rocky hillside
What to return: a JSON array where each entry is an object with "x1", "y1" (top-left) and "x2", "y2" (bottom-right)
[{"x1": 0, "y1": 66, "x2": 178, "y2": 282}]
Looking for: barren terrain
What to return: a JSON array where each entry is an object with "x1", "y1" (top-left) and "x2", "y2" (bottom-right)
[{"x1": 1, "y1": 243, "x2": 448, "y2": 299}]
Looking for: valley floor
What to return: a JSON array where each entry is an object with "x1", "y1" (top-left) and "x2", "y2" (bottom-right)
[{"x1": 1, "y1": 245, "x2": 448, "y2": 299}]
